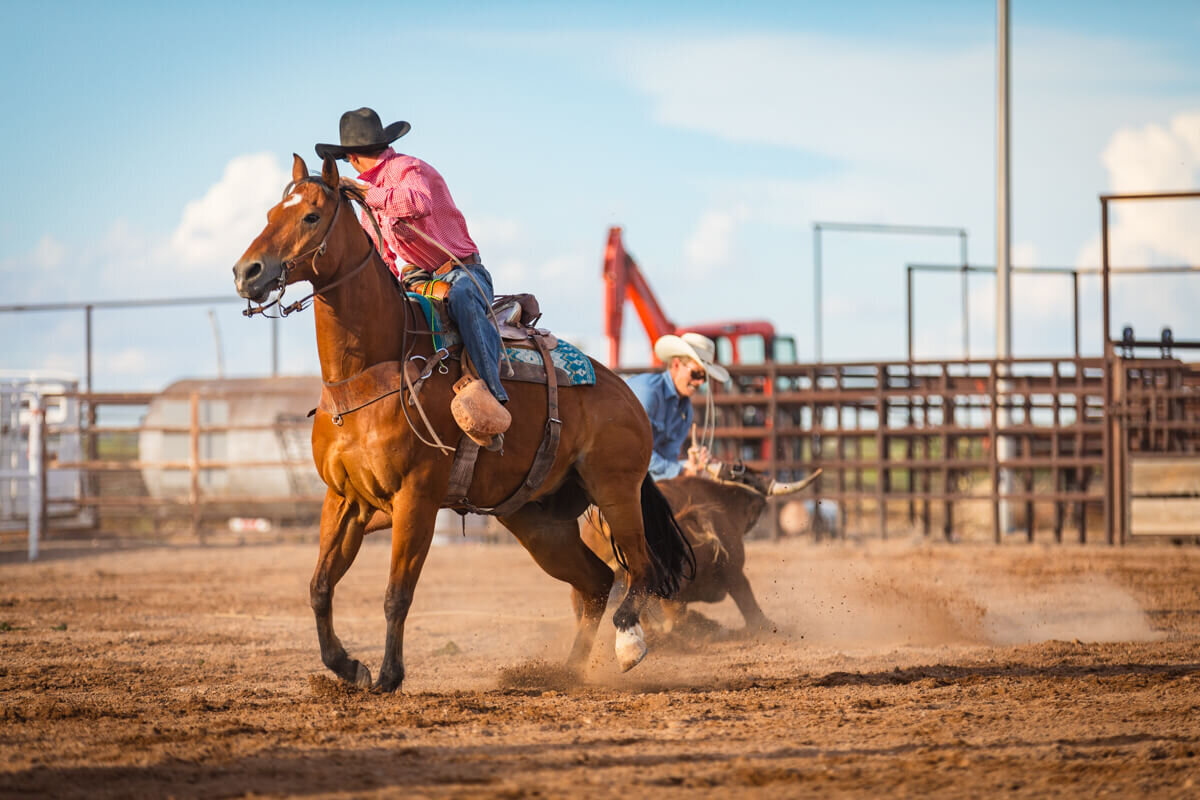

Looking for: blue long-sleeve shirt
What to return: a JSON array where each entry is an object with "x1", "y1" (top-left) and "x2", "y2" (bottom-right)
[{"x1": 626, "y1": 370, "x2": 693, "y2": 481}]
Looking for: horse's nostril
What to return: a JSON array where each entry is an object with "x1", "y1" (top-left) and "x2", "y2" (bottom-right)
[{"x1": 245, "y1": 262, "x2": 263, "y2": 281}]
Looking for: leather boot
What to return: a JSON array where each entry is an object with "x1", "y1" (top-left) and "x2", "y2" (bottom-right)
[{"x1": 451, "y1": 375, "x2": 511, "y2": 448}]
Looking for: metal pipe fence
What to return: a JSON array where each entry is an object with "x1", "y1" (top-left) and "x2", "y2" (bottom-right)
[
  {"x1": 6, "y1": 353, "x2": 1200, "y2": 556},
  {"x1": 697, "y1": 353, "x2": 1200, "y2": 544}
]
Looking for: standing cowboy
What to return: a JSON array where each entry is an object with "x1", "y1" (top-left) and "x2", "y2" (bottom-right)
[
  {"x1": 627, "y1": 333, "x2": 778, "y2": 492},
  {"x1": 316, "y1": 107, "x2": 509, "y2": 450}
]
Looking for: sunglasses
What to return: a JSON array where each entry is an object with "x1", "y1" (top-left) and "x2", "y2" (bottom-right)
[{"x1": 689, "y1": 368, "x2": 708, "y2": 382}]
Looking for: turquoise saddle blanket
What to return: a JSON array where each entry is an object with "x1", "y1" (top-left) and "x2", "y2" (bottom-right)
[
  {"x1": 503, "y1": 340, "x2": 596, "y2": 386},
  {"x1": 406, "y1": 292, "x2": 595, "y2": 387}
]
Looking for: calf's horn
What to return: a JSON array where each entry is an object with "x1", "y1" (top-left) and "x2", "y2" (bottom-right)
[{"x1": 768, "y1": 468, "x2": 823, "y2": 496}]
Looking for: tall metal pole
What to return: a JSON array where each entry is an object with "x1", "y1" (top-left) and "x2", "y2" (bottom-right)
[
  {"x1": 960, "y1": 231, "x2": 970, "y2": 359},
  {"x1": 996, "y1": 0, "x2": 1011, "y2": 354},
  {"x1": 1101, "y1": 198, "x2": 1113, "y2": 545},
  {"x1": 813, "y1": 223, "x2": 823, "y2": 362},
  {"x1": 84, "y1": 305, "x2": 94, "y2": 395},
  {"x1": 84, "y1": 304, "x2": 97, "y2": 530},
  {"x1": 28, "y1": 393, "x2": 44, "y2": 561},
  {"x1": 906, "y1": 266, "x2": 914, "y2": 361},
  {"x1": 1072, "y1": 270, "x2": 1080, "y2": 358},
  {"x1": 996, "y1": 0, "x2": 1013, "y2": 534}
]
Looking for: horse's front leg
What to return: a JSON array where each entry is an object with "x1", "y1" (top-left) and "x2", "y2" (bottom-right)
[
  {"x1": 311, "y1": 488, "x2": 370, "y2": 686},
  {"x1": 376, "y1": 486, "x2": 439, "y2": 692}
]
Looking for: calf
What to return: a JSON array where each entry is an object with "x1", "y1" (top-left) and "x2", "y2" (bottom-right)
[{"x1": 582, "y1": 467, "x2": 819, "y2": 635}]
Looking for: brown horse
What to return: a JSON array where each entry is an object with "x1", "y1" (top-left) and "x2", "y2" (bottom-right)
[{"x1": 232, "y1": 154, "x2": 691, "y2": 691}]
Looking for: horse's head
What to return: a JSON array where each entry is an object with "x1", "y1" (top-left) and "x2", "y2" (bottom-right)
[{"x1": 233, "y1": 154, "x2": 348, "y2": 304}]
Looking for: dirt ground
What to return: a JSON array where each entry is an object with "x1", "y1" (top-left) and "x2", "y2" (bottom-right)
[{"x1": 2, "y1": 532, "x2": 1199, "y2": 798}]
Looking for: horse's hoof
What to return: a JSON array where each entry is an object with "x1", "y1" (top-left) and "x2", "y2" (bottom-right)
[
  {"x1": 353, "y1": 661, "x2": 372, "y2": 688},
  {"x1": 375, "y1": 672, "x2": 404, "y2": 693},
  {"x1": 615, "y1": 624, "x2": 647, "y2": 672}
]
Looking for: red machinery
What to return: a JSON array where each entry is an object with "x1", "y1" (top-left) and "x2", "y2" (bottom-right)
[{"x1": 602, "y1": 226, "x2": 796, "y2": 368}]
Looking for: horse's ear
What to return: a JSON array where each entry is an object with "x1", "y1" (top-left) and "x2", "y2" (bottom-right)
[
  {"x1": 321, "y1": 155, "x2": 339, "y2": 190},
  {"x1": 292, "y1": 153, "x2": 308, "y2": 183}
]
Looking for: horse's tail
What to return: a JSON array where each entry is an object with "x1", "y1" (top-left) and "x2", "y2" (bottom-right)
[{"x1": 639, "y1": 474, "x2": 696, "y2": 598}]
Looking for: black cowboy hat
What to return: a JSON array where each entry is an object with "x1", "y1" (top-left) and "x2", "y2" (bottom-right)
[{"x1": 315, "y1": 107, "x2": 411, "y2": 160}]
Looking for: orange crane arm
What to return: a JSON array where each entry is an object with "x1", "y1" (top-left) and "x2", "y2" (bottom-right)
[{"x1": 603, "y1": 226, "x2": 676, "y2": 368}]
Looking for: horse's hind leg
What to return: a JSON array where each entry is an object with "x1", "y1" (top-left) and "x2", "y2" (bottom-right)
[
  {"x1": 498, "y1": 505, "x2": 614, "y2": 674},
  {"x1": 311, "y1": 489, "x2": 370, "y2": 687},
  {"x1": 579, "y1": 479, "x2": 657, "y2": 671}
]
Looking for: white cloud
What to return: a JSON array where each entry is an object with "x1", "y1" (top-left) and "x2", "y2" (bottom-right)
[
  {"x1": 169, "y1": 153, "x2": 291, "y2": 269},
  {"x1": 685, "y1": 207, "x2": 748, "y2": 273},
  {"x1": 1074, "y1": 112, "x2": 1200, "y2": 267},
  {"x1": 1104, "y1": 112, "x2": 1200, "y2": 195},
  {"x1": 32, "y1": 236, "x2": 66, "y2": 270},
  {"x1": 1070, "y1": 111, "x2": 1200, "y2": 340}
]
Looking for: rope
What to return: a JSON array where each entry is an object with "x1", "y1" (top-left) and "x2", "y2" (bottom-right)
[{"x1": 689, "y1": 387, "x2": 717, "y2": 468}]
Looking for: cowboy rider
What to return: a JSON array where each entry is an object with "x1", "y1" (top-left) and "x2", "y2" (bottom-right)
[
  {"x1": 626, "y1": 333, "x2": 774, "y2": 492},
  {"x1": 317, "y1": 107, "x2": 509, "y2": 450}
]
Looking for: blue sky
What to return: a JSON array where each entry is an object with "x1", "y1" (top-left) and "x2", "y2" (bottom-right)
[{"x1": 2, "y1": 1, "x2": 1199, "y2": 390}]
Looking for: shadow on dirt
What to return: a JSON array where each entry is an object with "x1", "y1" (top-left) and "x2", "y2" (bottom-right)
[
  {"x1": 7, "y1": 726, "x2": 1197, "y2": 799},
  {"x1": 811, "y1": 660, "x2": 1200, "y2": 688}
]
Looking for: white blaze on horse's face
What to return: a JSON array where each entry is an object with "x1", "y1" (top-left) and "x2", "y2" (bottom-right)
[{"x1": 282, "y1": 193, "x2": 303, "y2": 209}]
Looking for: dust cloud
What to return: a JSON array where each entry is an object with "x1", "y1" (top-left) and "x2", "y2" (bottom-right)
[{"x1": 752, "y1": 543, "x2": 1162, "y2": 651}]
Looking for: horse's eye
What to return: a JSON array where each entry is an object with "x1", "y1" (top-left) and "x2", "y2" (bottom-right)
[{"x1": 303, "y1": 213, "x2": 320, "y2": 225}]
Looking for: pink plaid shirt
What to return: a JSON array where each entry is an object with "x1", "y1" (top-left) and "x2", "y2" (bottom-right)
[{"x1": 355, "y1": 148, "x2": 479, "y2": 276}]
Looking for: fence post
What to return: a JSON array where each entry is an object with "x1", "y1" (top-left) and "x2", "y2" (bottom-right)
[
  {"x1": 28, "y1": 393, "x2": 45, "y2": 561},
  {"x1": 189, "y1": 392, "x2": 202, "y2": 542},
  {"x1": 876, "y1": 363, "x2": 888, "y2": 539}
]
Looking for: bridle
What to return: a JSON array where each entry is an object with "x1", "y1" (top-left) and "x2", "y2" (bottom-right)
[{"x1": 242, "y1": 177, "x2": 377, "y2": 319}]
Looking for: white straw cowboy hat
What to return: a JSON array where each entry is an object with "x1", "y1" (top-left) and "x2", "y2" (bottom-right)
[
  {"x1": 654, "y1": 332, "x2": 730, "y2": 383},
  {"x1": 315, "y1": 107, "x2": 411, "y2": 161}
]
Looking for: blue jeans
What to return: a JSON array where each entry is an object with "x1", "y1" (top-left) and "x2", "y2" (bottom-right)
[{"x1": 444, "y1": 263, "x2": 509, "y2": 403}]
